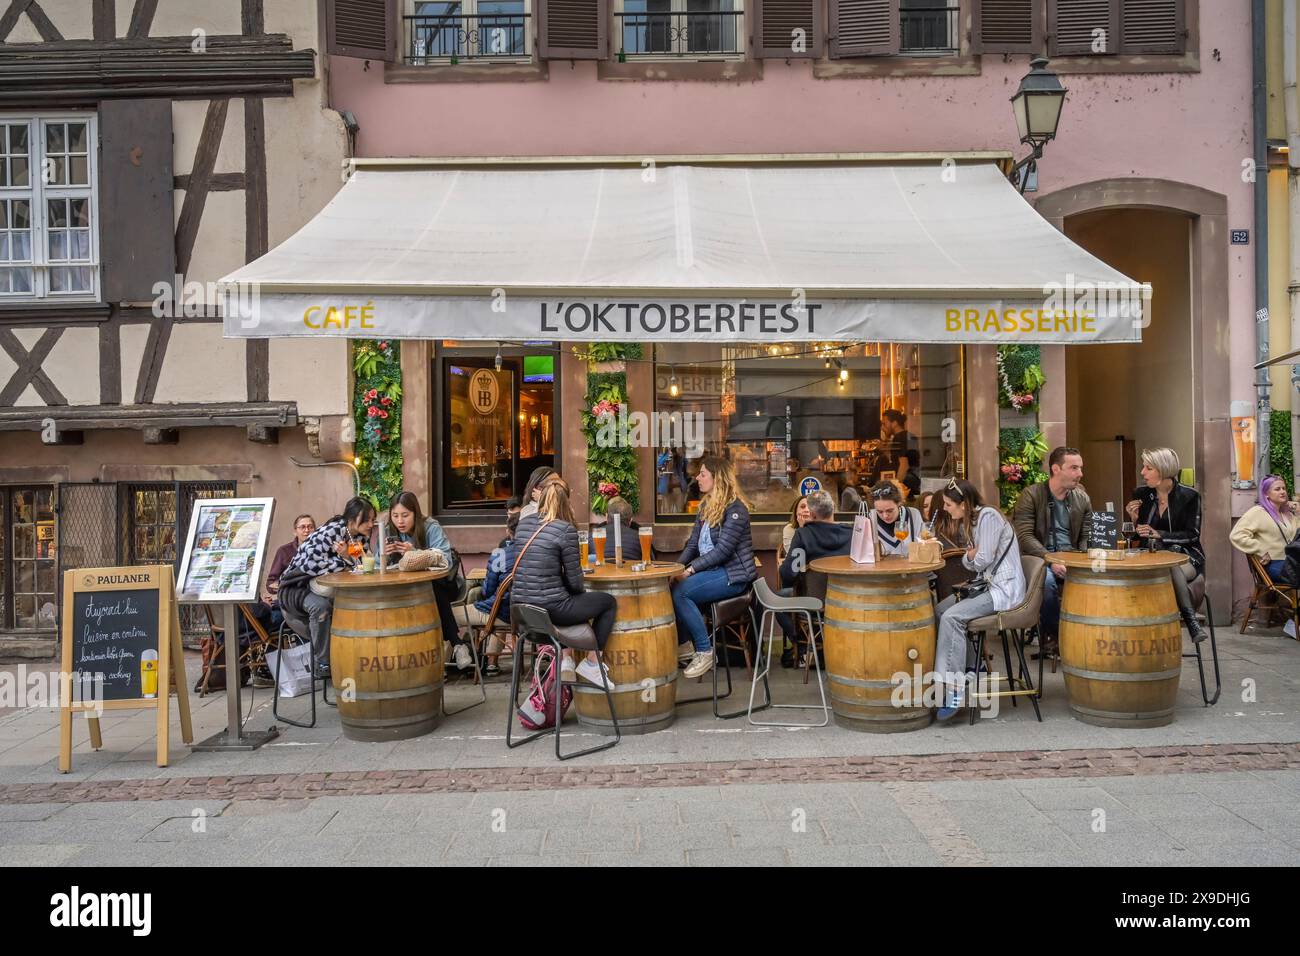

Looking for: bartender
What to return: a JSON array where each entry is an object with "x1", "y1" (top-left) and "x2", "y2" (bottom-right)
[{"x1": 872, "y1": 409, "x2": 920, "y2": 500}]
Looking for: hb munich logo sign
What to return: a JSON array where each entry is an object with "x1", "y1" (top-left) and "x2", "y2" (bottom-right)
[{"x1": 470, "y1": 369, "x2": 499, "y2": 416}]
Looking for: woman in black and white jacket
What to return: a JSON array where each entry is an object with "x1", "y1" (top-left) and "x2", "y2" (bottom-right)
[{"x1": 278, "y1": 497, "x2": 377, "y2": 677}]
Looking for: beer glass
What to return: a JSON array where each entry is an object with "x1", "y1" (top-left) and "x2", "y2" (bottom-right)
[
  {"x1": 141, "y1": 648, "x2": 159, "y2": 699},
  {"x1": 578, "y1": 530, "x2": 590, "y2": 569},
  {"x1": 639, "y1": 526, "x2": 654, "y2": 565},
  {"x1": 591, "y1": 527, "x2": 606, "y2": 566}
]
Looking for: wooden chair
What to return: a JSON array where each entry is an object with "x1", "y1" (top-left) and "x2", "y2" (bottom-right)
[
  {"x1": 1241, "y1": 554, "x2": 1299, "y2": 634},
  {"x1": 195, "y1": 605, "x2": 272, "y2": 698}
]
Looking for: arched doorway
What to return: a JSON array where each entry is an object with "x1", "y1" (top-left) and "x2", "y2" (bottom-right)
[{"x1": 1035, "y1": 179, "x2": 1231, "y2": 622}]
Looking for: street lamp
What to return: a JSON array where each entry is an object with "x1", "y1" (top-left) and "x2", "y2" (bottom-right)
[{"x1": 1009, "y1": 56, "x2": 1067, "y2": 194}]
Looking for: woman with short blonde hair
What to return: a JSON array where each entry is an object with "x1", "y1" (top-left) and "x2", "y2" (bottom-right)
[{"x1": 1125, "y1": 446, "x2": 1208, "y2": 643}]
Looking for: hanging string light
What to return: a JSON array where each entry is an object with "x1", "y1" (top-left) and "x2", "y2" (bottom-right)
[{"x1": 668, "y1": 366, "x2": 680, "y2": 398}]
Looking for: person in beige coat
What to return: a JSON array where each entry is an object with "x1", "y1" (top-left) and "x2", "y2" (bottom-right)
[{"x1": 1230, "y1": 474, "x2": 1299, "y2": 582}]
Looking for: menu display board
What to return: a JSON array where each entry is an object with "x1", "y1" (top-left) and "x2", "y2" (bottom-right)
[
  {"x1": 58, "y1": 564, "x2": 192, "y2": 772},
  {"x1": 1087, "y1": 510, "x2": 1120, "y2": 551},
  {"x1": 176, "y1": 498, "x2": 274, "y2": 603}
]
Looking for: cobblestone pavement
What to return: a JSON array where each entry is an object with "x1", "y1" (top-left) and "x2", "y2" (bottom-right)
[{"x1": 1, "y1": 626, "x2": 1296, "y2": 865}]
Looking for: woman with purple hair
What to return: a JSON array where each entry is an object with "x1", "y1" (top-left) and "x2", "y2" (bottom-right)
[{"x1": 1230, "y1": 475, "x2": 1299, "y2": 581}]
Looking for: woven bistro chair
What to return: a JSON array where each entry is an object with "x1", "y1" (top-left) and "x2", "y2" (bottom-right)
[
  {"x1": 963, "y1": 555, "x2": 1046, "y2": 724},
  {"x1": 1241, "y1": 553, "x2": 1299, "y2": 634}
]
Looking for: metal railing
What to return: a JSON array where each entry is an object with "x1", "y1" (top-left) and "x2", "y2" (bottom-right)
[
  {"x1": 616, "y1": 10, "x2": 744, "y2": 58},
  {"x1": 405, "y1": 12, "x2": 531, "y2": 62},
  {"x1": 900, "y1": 4, "x2": 958, "y2": 54}
]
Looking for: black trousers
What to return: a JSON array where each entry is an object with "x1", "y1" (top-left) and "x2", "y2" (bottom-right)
[
  {"x1": 546, "y1": 591, "x2": 618, "y2": 650},
  {"x1": 432, "y1": 577, "x2": 467, "y2": 647}
]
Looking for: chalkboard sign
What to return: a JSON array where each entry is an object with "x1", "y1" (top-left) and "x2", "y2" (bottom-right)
[
  {"x1": 58, "y1": 564, "x2": 191, "y2": 773},
  {"x1": 1087, "y1": 510, "x2": 1120, "y2": 550},
  {"x1": 71, "y1": 586, "x2": 160, "y2": 702}
]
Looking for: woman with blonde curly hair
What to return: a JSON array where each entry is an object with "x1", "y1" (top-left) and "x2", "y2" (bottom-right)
[{"x1": 671, "y1": 457, "x2": 756, "y2": 679}]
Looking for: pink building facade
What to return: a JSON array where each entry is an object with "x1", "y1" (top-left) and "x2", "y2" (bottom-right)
[{"x1": 323, "y1": 0, "x2": 1253, "y2": 617}]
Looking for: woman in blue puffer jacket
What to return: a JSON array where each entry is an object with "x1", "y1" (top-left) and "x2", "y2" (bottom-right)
[{"x1": 671, "y1": 456, "x2": 756, "y2": 679}]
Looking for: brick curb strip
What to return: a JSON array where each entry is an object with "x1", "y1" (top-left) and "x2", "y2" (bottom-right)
[{"x1": 2, "y1": 742, "x2": 1297, "y2": 806}]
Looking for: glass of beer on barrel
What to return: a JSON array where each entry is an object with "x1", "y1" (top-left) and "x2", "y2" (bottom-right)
[
  {"x1": 639, "y1": 525, "x2": 653, "y2": 565},
  {"x1": 591, "y1": 526, "x2": 606, "y2": 567},
  {"x1": 578, "y1": 529, "x2": 590, "y2": 569}
]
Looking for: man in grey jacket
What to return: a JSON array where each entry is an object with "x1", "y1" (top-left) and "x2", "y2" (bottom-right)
[{"x1": 1011, "y1": 446, "x2": 1092, "y2": 646}]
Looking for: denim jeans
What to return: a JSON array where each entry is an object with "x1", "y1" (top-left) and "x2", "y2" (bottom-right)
[
  {"x1": 672, "y1": 567, "x2": 747, "y2": 652},
  {"x1": 1041, "y1": 568, "x2": 1064, "y2": 640},
  {"x1": 1267, "y1": 559, "x2": 1287, "y2": 582}
]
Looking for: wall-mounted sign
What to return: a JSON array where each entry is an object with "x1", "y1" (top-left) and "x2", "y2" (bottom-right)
[
  {"x1": 469, "y1": 368, "x2": 500, "y2": 415},
  {"x1": 1231, "y1": 230, "x2": 1250, "y2": 245},
  {"x1": 799, "y1": 476, "x2": 822, "y2": 496}
]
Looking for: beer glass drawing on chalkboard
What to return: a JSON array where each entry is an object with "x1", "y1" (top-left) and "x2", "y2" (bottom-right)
[{"x1": 176, "y1": 498, "x2": 274, "y2": 603}]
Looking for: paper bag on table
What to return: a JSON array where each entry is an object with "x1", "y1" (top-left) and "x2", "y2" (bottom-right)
[
  {"x1": 908, "y1": 539, "x2": 941, "y2": 564},
  {"x1": 850, "y1": 502, "x2": 877, "y2": 564}
]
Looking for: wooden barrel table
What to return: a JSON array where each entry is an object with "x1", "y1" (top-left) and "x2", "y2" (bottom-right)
[
  {"x1": 572, "y1": 561, "x2": 683, "y2": 735},
  {"x1": 1047, "y1": 550, "x2": 1186, "y2": 728},
  {"x1": 317, "y1": 568, "x2": 448, "y2": 742},
  {"x1": 810, "y1": 555, "x2": 943, "y2": 733}
]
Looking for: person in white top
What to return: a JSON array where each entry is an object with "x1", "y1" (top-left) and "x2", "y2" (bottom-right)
[
  {"x1": 870, "y1": 482, "x2": 924, "y2": 557},
  {"x1": 1229, "y1": 474, "x2": 1300, "y2": 582},
  {"x1": 932, "y1": 478, "x2": 1025, "y2": 721}
]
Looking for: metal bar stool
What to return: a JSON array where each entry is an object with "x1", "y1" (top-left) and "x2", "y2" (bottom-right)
[
  {"x1": 748, "y1": 578, "x2": 828, "y2": 726},
  {"x1": 1185, "y1": 574, "x2": 1221, "y2": 706},
  {"x1": 505, "y1": 603, "x2": 620, "y2": 760},
  {"x1": 964, "y1": 556, "x2": 1045, "y2": 724},
  {"x1": 679, "y1": 589, "x2": 767, "y2": 720}
]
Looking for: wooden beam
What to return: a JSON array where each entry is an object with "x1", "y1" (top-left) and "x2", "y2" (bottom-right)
[
  {"x1": 0, "y1": 0, "x2": 28, "y2": 43},
  {"x1": 92, "y1": 0, "x2": 115, "y2": 41},
  {"x1": 23, "y1": 0, "x2": 61, "y2": 41},
  {"x1": 126, "y1": 0, "x2": 157, "y2": 39},
  {"x1": 245, "y1": 94, "x2": 269, "y2": 404},
  {"x1": 0, "y1": 303, "x2": 111, "y2": 326},
  {"x1": 174, "y1": 172, "x2": 244, "y2": 192},
  {"x1": 0, "y1": 401, "x2": 299, "y2": 431},
  {"x1": 174, "y1": 97, "x2": 228, "y2": 275},
  {"x1": 99, "y1": 315, "x2": 121, "y2": 405},
  {"x1": 241, "y1": 0, "x2": 264, "y2": 36},
  {"x1": 0, "y1": 327, "x2": 67, "y2": 406},
  {"x1": 132, "y1": 317, "x2": 171, "y2": 405}
]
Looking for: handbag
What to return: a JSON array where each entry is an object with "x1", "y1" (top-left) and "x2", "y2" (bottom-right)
[
  {"x1": 516, "y1": 644, "x2": 573, "y2": 730},
  {"x1": 952, "y1": 515, "x2": 1015, "y2": 602}
]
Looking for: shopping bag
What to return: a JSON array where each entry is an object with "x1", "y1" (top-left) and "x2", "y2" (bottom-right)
[
  {"x1": 266, "y1": 641, "x2": 314, "y2": 698},
  {"x1": 850, "y1": 501, "x2": 877, "y2": 564}
]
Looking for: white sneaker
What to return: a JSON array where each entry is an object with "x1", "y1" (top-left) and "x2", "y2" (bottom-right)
[
  {"x1": 576, "y1": 658, "x2": 614, "y2": 689},
  {"x1": 560, "y1": 657, "x2": 577, "y2": 682},
  {"x1": 677, "y1": 641, "x2": 695, "y2": 663},
  {"x1": 453, "y1": 644, "x2": 474, "y2": 672},
  {"x1": 683, "y1": 650, "x2": 715, "y2": 679}
]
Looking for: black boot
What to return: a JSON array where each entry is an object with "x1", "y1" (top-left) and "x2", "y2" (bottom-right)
[{"x1": 1182, "y1": 610, "x2": 1208, "y2": 644}]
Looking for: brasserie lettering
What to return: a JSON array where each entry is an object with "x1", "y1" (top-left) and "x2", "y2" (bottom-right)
[
  {"x1": 94, "y1": 574, "x2": 150, "y2": 586},
  {"x1": 540, "y1": 301, "x2": 820, "y2": 336},
  {"x1": 1094, "y1": 637, "x2": 1180, "y2": 656}
]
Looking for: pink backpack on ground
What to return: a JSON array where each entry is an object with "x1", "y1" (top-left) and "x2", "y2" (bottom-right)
[{"x1": 517, "y1": 644, "x2": 573, "y2": 730}]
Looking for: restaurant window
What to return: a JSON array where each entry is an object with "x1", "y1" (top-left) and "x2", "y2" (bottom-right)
[
  {"x1": 615, "y1": 0, "x2": 745, "y2": 58},
  {"x1": 438, "y1": 344, "x2": 557, "y2": 512},
  {"x1": 654, "y1": 342, "x2": 965, "y2": 518},
  {"x1": 0, "y1": 487, "x2": 56, "y2": 631},
  {"x1": 0, "y1": 113, "x2": 99, "y2": 301},
  {"x1": 405, "y1": 0, "x2": 532, "y2": 63}
]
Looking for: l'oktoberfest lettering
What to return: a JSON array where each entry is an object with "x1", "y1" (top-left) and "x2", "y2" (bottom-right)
[{"x1": 541, "y1": 300, "x2": 821, "y2": 336}]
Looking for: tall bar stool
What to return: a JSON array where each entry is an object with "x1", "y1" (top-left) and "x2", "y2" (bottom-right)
[
  {"x1": 505, "y1": 603, "x2": 620, "y2": 760},
  {"x1": 963, "y1": 556, "x2": 1045, "y2": 724},
  {"x1": 1185, "y1": 574, "x2": 1221, "y2": 706},
  {"x1": 748, "y1": 578, "x2": 828, "y2": 726},
  {"x1": 679, "y1": 589, "x2": 768, "y2": 720}
]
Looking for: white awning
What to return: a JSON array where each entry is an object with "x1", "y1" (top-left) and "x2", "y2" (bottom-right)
[{"x1": 220, "y1": 158, "x2": 1147, "y2": 343}]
